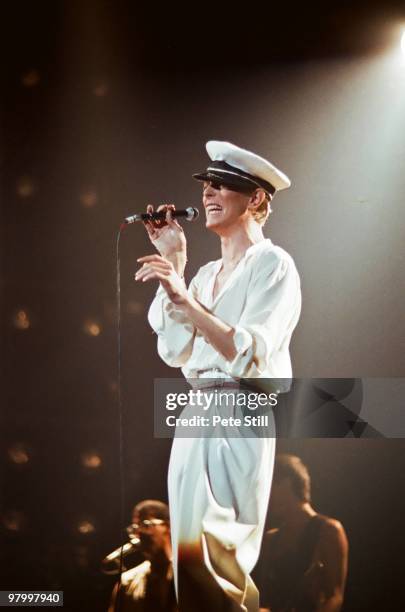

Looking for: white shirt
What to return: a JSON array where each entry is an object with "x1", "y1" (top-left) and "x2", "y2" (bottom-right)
[{"x1": 147, "y1": 238, "x2": 301, "y2": 380}]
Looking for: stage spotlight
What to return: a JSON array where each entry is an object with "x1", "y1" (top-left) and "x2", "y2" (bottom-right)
[
  {"x1": 2, "y1": 511, "x2": 25, "y2": 532},
  {"x1": 16, "y1": 176, "x2": 35, "y2": 198},
  {"x1": 126, "y1": 300, "x2": 143, "y2": 315},
  {"x1": 21, "y1": 69, "x2": 40, "y2": 88},
  {"x1": 81, "y1": 451, "x2": 102, "y2": 469},
  {"x1": 93, "y1": 81, "x2": 109, "y2": 97},
  {"x1": 83, "y1": 320, "x2": 101, "y2": 337},
  {"x1": 77, "y1": 520, "x2": 96, "y2": 535},
  {"x1": 13, "y1": 310, "x2": 31, "y2": 330},
  {"x1": 79, "y1": 189, "x2": 98, "y2": 208},
  {"x1": 8, "y1": 443, "x2": 30, "y2": 465}
]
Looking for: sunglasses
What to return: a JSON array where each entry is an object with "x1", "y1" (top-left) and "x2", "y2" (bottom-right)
[
  {"x1": 126, "y1": 518, "x2": 166, "y2": 536},
  {"x1": 203, "y1": 180, "x2": 254, "y2": 194}
]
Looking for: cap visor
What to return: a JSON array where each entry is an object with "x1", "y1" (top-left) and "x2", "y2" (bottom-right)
[
  {"x1": 192, "y1": 171, "x2": 256, "y2": 192},
  {"x1": 192, "y1": 171, "x2": 211, "y2": 181}
]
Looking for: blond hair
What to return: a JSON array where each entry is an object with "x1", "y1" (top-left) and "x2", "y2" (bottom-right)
[{"x1": 251, "y1": 191, "x2": 273, "y2": 225}]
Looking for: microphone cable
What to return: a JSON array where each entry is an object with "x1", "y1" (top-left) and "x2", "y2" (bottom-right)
[{"x1": 114, "y1": 224, "x2": 128, "y2": 611}]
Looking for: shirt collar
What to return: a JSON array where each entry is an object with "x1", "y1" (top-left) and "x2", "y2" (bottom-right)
[
  {"x1": 212, "y1": 238, "x2": 272, "y2": 273},
  {"x1": 244, "y1": 238, "x2": 272, "y2": 259}
]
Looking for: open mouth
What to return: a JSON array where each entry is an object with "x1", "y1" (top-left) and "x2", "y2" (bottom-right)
[{"x1": 206, "y1": 204, "x2": 223, "y2": 214}]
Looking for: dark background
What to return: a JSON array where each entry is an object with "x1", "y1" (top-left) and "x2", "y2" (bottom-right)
[{"x1": 2, "y1": 1, "x2": 405, "y2": 610}]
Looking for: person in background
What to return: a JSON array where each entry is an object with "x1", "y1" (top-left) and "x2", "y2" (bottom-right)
[
  {"x1": 255, "y1": 454, "x2": 348, "y2": 612},
  {"x1": 108, "y1": 499, "x2": 177, "y2": 612}
]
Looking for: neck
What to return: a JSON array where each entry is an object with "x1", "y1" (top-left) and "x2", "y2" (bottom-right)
[
  {"x1": 280, "y1": 502, "x2": 316, "y2": 528},
  {"x1": 218, "y1": 220, "x2": 265, "y2": 270},
  {"x1": 149, "y1": 541, "x2": 172, "y2": 570}
]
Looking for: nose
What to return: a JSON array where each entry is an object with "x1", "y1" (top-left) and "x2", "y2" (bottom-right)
[{"x1": 203, "y1": 182, "x2": 218, "y2": 201}]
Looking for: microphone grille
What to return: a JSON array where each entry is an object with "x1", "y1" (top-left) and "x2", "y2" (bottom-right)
[{"x1": 186, "y1": 207, "x2": 199, "y2": 221}]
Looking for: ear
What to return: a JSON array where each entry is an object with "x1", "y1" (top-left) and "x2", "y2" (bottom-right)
[{"x1": 247, "y1": 189, "x2": 267, "y2": 212}]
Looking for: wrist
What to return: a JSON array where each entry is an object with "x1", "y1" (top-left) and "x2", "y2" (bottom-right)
[
  {"x1": 175, "y1": 292, "x2": 196, "y2": 312},
  {"x1": 165, "y1": 251, "x2": 187, "y2": 277}
]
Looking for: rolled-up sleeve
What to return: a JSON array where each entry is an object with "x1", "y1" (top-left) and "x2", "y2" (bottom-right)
[
  {"x1": 224, "y1": 255, "x2": 301, "y2": 378},
  {"x1": 147, "y1": 276, "x2": 198, "y2": 367}
]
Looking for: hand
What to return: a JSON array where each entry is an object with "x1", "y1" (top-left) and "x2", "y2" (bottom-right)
[
  {"x1": 135, "y1": 254, "x2": 189, "y2": 306},
  {"x1": 143, "y1": 204, "x2": 187, "y2": 261}
]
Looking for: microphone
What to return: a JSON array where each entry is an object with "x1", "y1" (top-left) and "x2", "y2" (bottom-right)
[
  {"x1": 101, "y1": 538, "x2": 140, "y2": 575},
  {"x1": 124, "y1": 207, "x2": 199, "y2": 225}
]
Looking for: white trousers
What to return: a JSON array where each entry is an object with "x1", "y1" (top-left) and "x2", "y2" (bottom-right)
[{"x1": 168, "y1": 395, "x2": 275, "y2": 612}]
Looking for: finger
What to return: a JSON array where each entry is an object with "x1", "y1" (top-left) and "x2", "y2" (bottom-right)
[
  {"x1": 167, "y1": 212, "x2": 183, "y2": 230},
  {"x1": 135, "y1": 260, "x2": 171, "y2": 275},
  {"x1": 145, "y1": 204, "x2": 155, "y2": 224},
  {"x1": 166, "y1": 208, "x2": 174, "y2": 224},
  {"x1": 143, "y1": 205, "x2": 159, "y2": 234},
  {"x1": 137, "y1": 255, "x2": 167, "y2": 263},
  {"x1": 166, "y1": 206, "x2": 181, "y2": 228},
  {"x1": 153, "y1": 205, "x2": 168, "y2": 228},
  {"x1": 165, "y1": 204, "x2": 184, "y2": 229},
  {"x1": 146, "y1": 204, "x2": 166, "y2": 229},
  {"x1": 135, "y1": 263, "x2": 170, "y2": 280},
  {"x1": 156, "y1": 204, "x2": 170, "y2": 227},
  {"x1": 141, "y1": 261, "x2": 171, "y2": 271},
  {"x1": 135, "y1": 271, "x2": 169, "y2": 283},
  {"x1": 143, "y1": 220, "x2": 157, "y2": 236},
  {"x1": 140, "y1": 271, "x2": 167, "y2": 283},
  {"x1": 138, "y1": 262, "x2": 171, "y2": 275}
]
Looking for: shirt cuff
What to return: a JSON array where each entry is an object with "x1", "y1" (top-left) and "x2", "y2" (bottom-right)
[
  {"x1": 164, "y1": 299, "x2": 193, "y2": 329},
  {"x1": 147, "y1": 284, "x2": 193, "y2": 334},
  {"x1": 224, "y1": 326, "x2": 254, "y2": 379}
]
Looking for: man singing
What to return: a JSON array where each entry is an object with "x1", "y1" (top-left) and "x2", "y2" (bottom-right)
[{"x1": 135, "y1": 141, "x2": 301, "y2": 611}]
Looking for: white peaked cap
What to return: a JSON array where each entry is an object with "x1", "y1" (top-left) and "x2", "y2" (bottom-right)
[{"x1": 193, "y1": 140, "x2": 291, "y2": 194}]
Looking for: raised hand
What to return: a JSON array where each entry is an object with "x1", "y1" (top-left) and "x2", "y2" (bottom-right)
[
  {"x1": 143, "y1": 204, "x2": 187, "y2": 260},
  {"x1": 134, "y1": 254, "x2": 189, "y2": 305}
]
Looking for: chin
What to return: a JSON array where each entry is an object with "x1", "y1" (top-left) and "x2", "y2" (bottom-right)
[{"x1": 205, "y1": 219, "x2": 222, "y2": 231}]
